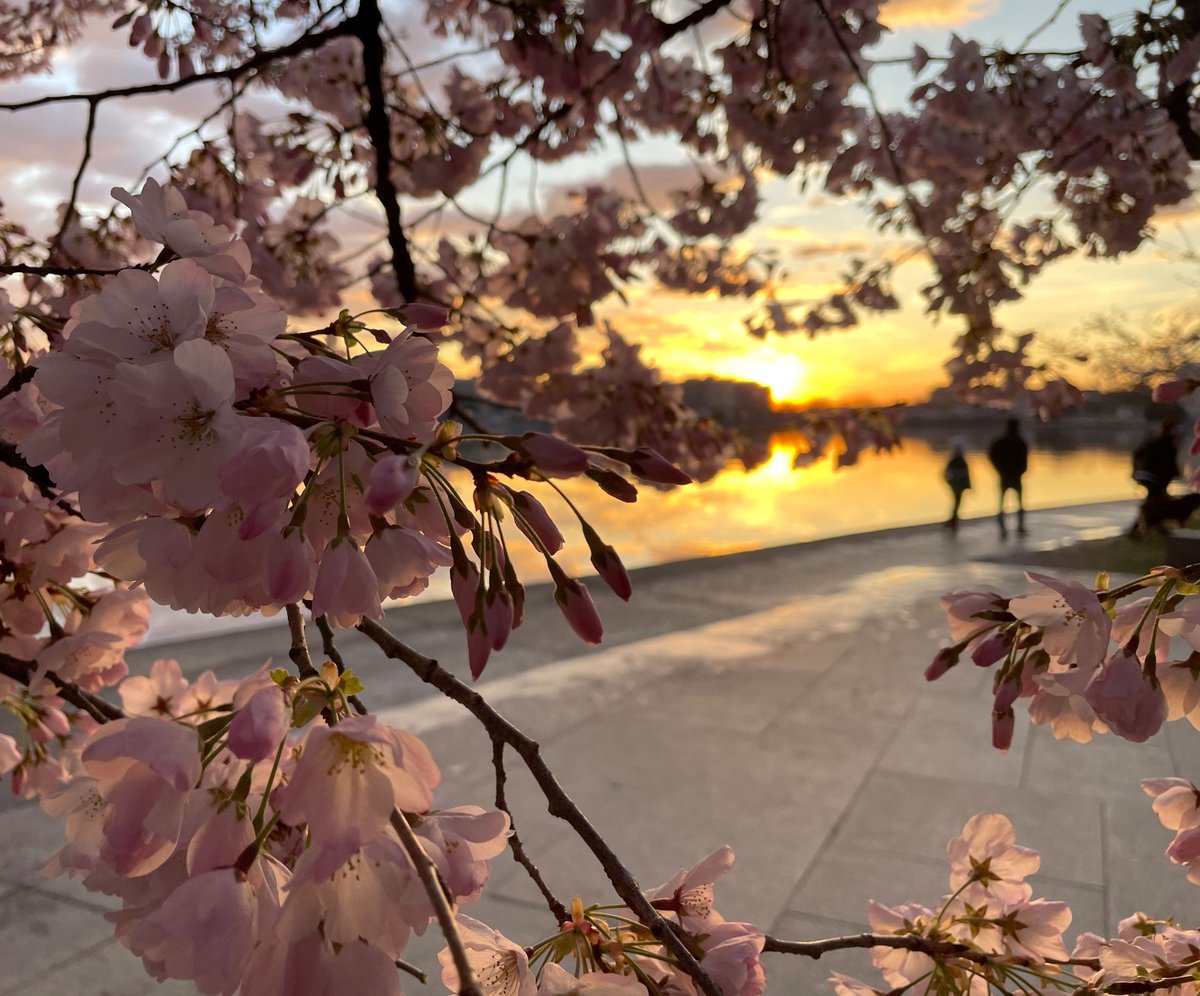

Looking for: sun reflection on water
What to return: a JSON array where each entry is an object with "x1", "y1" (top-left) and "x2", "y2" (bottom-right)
[{"x1": 444, "y1": 434, "x2": 1140, "y2": 586}]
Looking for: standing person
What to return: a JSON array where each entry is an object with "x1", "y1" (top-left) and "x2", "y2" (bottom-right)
[
  {"x1": 943, "y1": 439, "x2": 972, "y2": 533},
  {"x1": 1129, "y1": 419, "x2": 1190, "y2": 535},
  {"x1": 988, "y1": 418, "x2": 1028, "y2": 538}
]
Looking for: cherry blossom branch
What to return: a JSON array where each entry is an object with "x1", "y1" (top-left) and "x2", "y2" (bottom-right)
[
  {"x1": 491, "y1": 739, "x2": 569, "y2": 925},
  {"x1": 763, "y1": 932, "x2": 1100, "y2": 971},
  {"x1": 0, "y1": 19, "x2": 358, "y2": 113},
  {"x1": 658, "y1": 0, "x2": 735, "y2": 40},
  {"x1": 285, "y1": 604, "x2": 318, "y2": 679},
  {"x1": 49, "y1": 97, "x2": 99, "y2": 263},
  {"x1": 388, "y1": 808, "x2": 483, "y2": 996},
  {"x1": 356, "y1": 0, "x2": 419, "y2": 303},
  {"x1": 1079, "y1": 976, "x2": 1200, "y2": 995},
  {"x1": 357, "y1": 618, "x2": 725, "y2": 996},
  {"x1": 0, "y1": 442, "x2": 82, "y2": 518},
  {"x1": 0, "y1": 651, "x2": 124, "y2": 724},
  {"x1": 0, "y1": 263, "x2": 127, "y2": 277}
]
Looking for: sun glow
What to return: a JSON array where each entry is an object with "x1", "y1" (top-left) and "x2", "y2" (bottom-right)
[{"x1": 725, "y1": 350, "x2": 811, "y2": 406}]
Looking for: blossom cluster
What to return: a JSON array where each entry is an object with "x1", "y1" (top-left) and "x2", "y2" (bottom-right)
[
  {"x1": 440, "y1": 846, "x2": 764, "y2": 996},
  {"x1": 832, "y1": 814, "x2": 1072, "y2": 995},
  {"x1": 41, "y1": 656, "x2": 512, "y2": 995}
]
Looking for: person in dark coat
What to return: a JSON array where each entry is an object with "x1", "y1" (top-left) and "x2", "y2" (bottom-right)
[
  {"x1": 988, "y1": 418, "x2": 1028, "y2": 537},
  {"x1": 1128, "y1": 420, "x2": 1200, "y2": 535},
  {"x1": 943, "y1": 440, "x2": 972, "y2": 533}
]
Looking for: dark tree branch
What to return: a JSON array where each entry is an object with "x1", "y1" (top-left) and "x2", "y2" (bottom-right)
[
  {"x1": 389, "y1": 808, "x2": 484, "y2": 996},
  {"x1": 0, "y1": 651, "x2": 125, "y2": 724},
  {"x1": 764, "y1": 931, "x2": 1099, "y2": 970},
  {"x1": 660, "y1": 0, "x2": 735, "y2": 41},
  {"x1": 0, "y1": 442, "x2": 82, "y2": 518},
  {"x1": 357, "y1": 618, "x2": 724, "y2": 996},
  {"x1": 285, "y1": 604, "x2": 318, "y2": 679},
  {"x1": 491, "y1": 739, "x2": 569, "y2": 925},
  {"x1": 0, "y1": 19, "x2": 357, "y2": 113},
  {"x1": 356, "y1": 0, "x2": 419, "y2": 302}
]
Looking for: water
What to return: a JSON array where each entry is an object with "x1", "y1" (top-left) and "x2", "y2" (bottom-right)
[
  {"x1": 486, "y1": 433, "x2": 1141, "y2": 579},
  {"x1": 143, "y1": 433, "x2": 1141, "y2": 645}
]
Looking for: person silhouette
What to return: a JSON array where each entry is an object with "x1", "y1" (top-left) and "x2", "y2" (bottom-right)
[
  {"x1": 942, "y1": 439, "x2": 971, "y2": 533},
  {"x1": 987, "y1": 418, "x2": 1028, "y2": 538}
]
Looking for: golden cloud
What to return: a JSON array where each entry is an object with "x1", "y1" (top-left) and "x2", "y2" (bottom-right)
[{"x1": 880, "y1": 0, "x2": 998, "y2": 28}]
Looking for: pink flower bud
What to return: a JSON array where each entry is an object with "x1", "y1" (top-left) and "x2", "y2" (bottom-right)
[
  {"x1": 451, "y1": 556, "x2": 481, "y2": 627},
  {"x1": 993, "y1": 678, "x2": 1021, "y2": 713},
  {"x1": 468, "y1": 623, "x2": 491, "y2": 681},
  {"x1": 583, "y1": 526, "x2": 631, "y2": 601},
  {"x1": 266, "y1": 532, "x2": 316, "y2": 604},
  {"x1": 364, "y1": 454, "x2": 420, "y2": 516},
  {"x1": 1086, "y1": 649, "x2": 1167, "y2": 743},
  {"x1": 518, "y1": 433, "x2": 590, "y2": 478},
  {"x1": 485, "y1": 585, "x2": 514, "y2": 652},
  {"x1": 509, "y1": 489, "x2": 564, "y2": 554},
  {"x1": 311, "y1": 540, "x2": 383, "y2": 628},
  {"x1": 970, "y1": 632, "x2": 1009, "y2": 667},
  {"x1": 924, "y1": 646, "x2": 959, "y2": 681},
  {"x1": 394, "y1": 303, "x2": 450, "y2": 329},
  {"x1": 626, "y1": 446, "x2": 692, "y2": 485},
  {"x1": 554, "y1": 578, "x2": 604, "y2": 645},
  {"x1": 228, "y1": 684, "x2": 288, "y2": 763},
  {"x1": 992, "y1": 709, "x2": 1015, "y2": 752}
]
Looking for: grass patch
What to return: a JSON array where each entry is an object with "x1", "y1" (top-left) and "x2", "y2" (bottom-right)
[{"x1": 985, "y1": 534, "x2": 1169, "y2": 575}]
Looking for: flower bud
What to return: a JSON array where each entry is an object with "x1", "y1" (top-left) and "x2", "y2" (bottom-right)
[
  {"x1": 554, "y1": 578, "x2": 604, "y2": 645},
  {"x1": 924, "y1": 646, "x2": 959, "y2": 681},
  {"x1": 992, "y1": 709, "x2": 1015, "y2": 752},
  {"x1": 364, "y1": 454, "x2": 420, "y2": 516},
  {"x1": 625, "y1": 446, "x2": 692, "y2": 485},
  {"x1": 508, "y1": 489, "x2": 564, "y2": 554},
  {"x1": 518, "y1": 433, "x2": 590, "y2": 478}
]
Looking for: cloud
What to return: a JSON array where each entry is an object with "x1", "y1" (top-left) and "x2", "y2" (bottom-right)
[{"x1": 880, "y1": 0, "x2": 998, "y2": 28}]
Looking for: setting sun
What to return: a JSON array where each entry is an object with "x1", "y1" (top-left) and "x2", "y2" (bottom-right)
[{"x1": 724, "y1": 349, "x2": 811, "y2": 406}]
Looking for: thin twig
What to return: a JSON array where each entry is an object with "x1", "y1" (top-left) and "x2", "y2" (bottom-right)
[
  {"x1": 763, "y1": 932, "x2": 1100, "y2": 971},
  {"x1": 389, "y1": 808, "x2": 483, "y2": 996},
  {"x1": 49, "y1": 97, "x2": 99, "y2": 262},
  {"x1": 0, "y1": 651, "x2": 124, "y2": 723},
  {"x1": 357, "y1": 618, "x2": 723, "y2": 996},
  {"x1": 491, "y1": 738, "x2": 569, "y2": 924},
  {"x1": 394, "y1": 958, "x2": 427, "y2": 984}
]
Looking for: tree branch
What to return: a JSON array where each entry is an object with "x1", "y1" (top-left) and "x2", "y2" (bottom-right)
[
  {"x1": 356, "y1": 0, "x2": 419, "y2": 302},
  {"x1": 0, "y1": 651, "x2": 125, "y2": 724},
  {"x1": 389, "y1": 808, "x2": 483, "y2": 996},
  {"x1": 285, "y1": 604, "x2": 318, "y2": 679},
  {"x1": 491, "y1": 738, "x2": 569, "y2": 925},
  {"x1": 0, "y1": 19, "x2": 357, "y2": 113},
  {"x1": 357, "y1": 617, "x2": 724, "y2": 996},
  {"x1": 49, "y1": 97, "x2": 98, "y2": 263}
]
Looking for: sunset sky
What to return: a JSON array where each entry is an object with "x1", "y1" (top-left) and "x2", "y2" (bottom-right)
[{"x1": 1, "y1": 0, "x2": 1197, "y2": 407}]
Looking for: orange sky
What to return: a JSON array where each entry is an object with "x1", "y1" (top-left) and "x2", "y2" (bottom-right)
[{"x1": 1, "y1": 1, "x2": 1197, "y2": 409}]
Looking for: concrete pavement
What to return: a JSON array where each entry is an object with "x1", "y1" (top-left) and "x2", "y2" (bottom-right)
[{"x1": 2, "y1": 500, "x2": 1194, "y2": 994}]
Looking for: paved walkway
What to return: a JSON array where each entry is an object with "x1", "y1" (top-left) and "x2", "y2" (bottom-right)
[{"x1": 3, "y1": 500, "x2": 1196, "y2": 994}]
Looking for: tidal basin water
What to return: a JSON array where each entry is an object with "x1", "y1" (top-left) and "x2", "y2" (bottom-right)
[
  {"x1": 491, "y1": 432, "x2": 1140, "y2": 580},
  {"x1": 144, "y1": 433, "x2": 1141, "y2": 644}
]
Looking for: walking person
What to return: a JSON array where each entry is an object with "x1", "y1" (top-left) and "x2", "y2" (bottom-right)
[
  {"x1": 988, "y1": 418, "x2": 1028, "y2": 538},
  {"x1": 943, "y1": 439, "x2": 972, "y2": 533}
]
